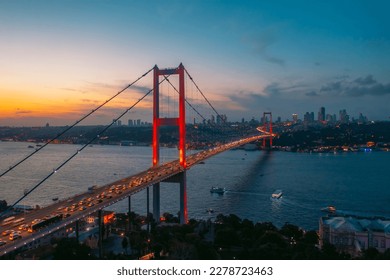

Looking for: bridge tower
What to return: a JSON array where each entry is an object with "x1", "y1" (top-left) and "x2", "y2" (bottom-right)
[
  {"x1": 152, "y1": 63, "x2": 187, "y2": 224},
  {"x1": 262, "y1": 112, "x2": 273, "y2": 149}
]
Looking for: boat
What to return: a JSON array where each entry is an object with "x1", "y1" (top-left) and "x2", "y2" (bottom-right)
[
  {"x1": 52, "y1": 197, "x2": 59, "y2": 202},
  {"x1": 210, "y1": 187, "x2": 226, "y2": 194},
  {"x1": 321, "y1": 205, "x2": 336, "y2": 213},
  {"x1": 28, "y1": 145, "x2": 34, "y2": 149},
  {"x1": 206, "y1": 208, "x2": 214, "y2": 213},
  {"x1": 271, "y1": 190, "x2": 283, "y2": 199}
]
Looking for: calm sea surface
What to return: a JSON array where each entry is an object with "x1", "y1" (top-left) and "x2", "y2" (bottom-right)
[{"x1": 0, "y1": 141, "x2": 389, "y2": 230}]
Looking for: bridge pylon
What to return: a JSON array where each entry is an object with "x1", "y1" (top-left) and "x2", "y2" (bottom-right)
[
  {"x1": 262, "y1": 112, "x2": 273, "y2": 149},
  {"x1": 152, "y1": 63, "x2": 187, "y2": 224}
]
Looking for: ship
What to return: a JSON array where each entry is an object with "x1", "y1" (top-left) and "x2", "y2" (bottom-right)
[
  {"x1": 321, "y1": 205, "x2": 336, "y2": 213},
  {"x1": 271, "y1": 190, "x2": 283, "y2": 199},
  {"x1": 210, "y1": 187, "x2": 226, "y2": 194}
]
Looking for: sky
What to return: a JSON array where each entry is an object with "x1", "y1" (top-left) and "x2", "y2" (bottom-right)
[{"x1": 1, "y1": 0, "x2": 389, "y2": 126}]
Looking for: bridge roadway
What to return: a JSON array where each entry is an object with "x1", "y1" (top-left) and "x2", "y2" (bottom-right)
[{"x1": 0, "y1": 134, "x2": 268, "y2": 256}]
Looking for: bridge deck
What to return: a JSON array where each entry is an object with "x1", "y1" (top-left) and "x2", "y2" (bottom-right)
[{"x1": 0, "y1": 134, "x2": 268, "y2": 256}]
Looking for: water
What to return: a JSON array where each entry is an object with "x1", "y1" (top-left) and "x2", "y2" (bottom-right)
[{"x1": 1, "y1": 141, "x2": 389, "y2": 230}]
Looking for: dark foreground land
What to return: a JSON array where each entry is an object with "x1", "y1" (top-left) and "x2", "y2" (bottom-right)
[{"x1": 3, "y1": 213, "x2": 389, "y2": 260}]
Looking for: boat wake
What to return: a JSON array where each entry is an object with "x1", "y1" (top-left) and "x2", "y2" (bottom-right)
[{"x1": 225, "y1": 191, "x2": 269, "y2": 197}]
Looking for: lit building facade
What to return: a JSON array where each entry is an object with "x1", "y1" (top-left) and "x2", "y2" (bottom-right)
[{"x1": 319, "y1": 215, "x2": 390, "y2": 257}]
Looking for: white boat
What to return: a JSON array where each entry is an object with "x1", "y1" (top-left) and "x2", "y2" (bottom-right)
[
  {"x1": 271, "y1": 190, "x2": 283, "y2": 199},
  {"x1": 210, "y1": 187, "x2": 226, "y2": 194}
]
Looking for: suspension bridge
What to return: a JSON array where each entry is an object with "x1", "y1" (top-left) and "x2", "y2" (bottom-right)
[{"x1": 0, "y1": 63, "x2": 274, "y2": 257}]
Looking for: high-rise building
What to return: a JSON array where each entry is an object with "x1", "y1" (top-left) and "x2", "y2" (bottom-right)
[
  {"x1": 216, "y1": 115, "x2": 222, "y2": 125},
  {"x1": 128, "y1": 119, "x2": 133, "y2": 126},
  {"x1": 326, "y1": 114, "x2": 335, "y2": 123},
  {"x1": 216, "y1": 114, "x2": 227, "y2": 125},
  {"x1": 318, "y1": 107, "x2": 325, "y2": 122},
  {"x1": 304, "y1": 112, "x2": 315, "y2": 123},
  {"x1": 339, "y1": 109, "x2": 349, "y2": 124},
  {"x1": 292, "y1": 113, "x2": 298, "y2": 123},
  {"x1": 358, "y1": 113, "x2": 368, "y2": 124}
]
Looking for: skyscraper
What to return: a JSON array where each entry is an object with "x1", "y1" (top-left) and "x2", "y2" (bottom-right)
[
  {"x1": 292, "y1": 113, "x2": 298, "y2": 123},
  {"x1": 339, "y1": 109, "x2": 349, "y2": 124},
  {"x1": 318, "y1": 107, "x2": 325, "y2": 122},
  {"x1": 304, "y1": 112, "x2": 315, "y2": 123}
]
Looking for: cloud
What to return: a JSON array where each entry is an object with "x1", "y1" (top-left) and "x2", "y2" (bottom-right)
[
  {"x1": 344, "y1": 83, "x2": 390, "y2": 97},
  {"x1": 354, "y1": 75, "x2": 376, "y2": 86},
  {"x1": 305, "y1": 91, "x2": 318, "y2": 97},
  {"x1": 59, "y1": 87, "x2": 87, "y2": 94},
  {"x1": 131, "y1": 85, "x2": 152, "y2": 94},
  {"x1": 319, "y1": 75, "x2": 390, "y2": 97},
  {"x1": 263, "y1": 83, "x2": 280, "y2": 96},
  {"x1": 242, "y1": 28, "x2": 285, "y2": 66},
  {"x1": 320, "y1": 81, "x2": 343, "y2": 93},
  {"x1": 81, "y1": 99, "x2": 100, "y2": 104},
  {"x1": 84, "y1": 81, "x2": 151, "y2": 95},
  {"x1": 15, "y1": 109, "x2": 33, "y2": 115},
  {"x1": 262, "y1": 82, "x2": 311, "y2": 97}
]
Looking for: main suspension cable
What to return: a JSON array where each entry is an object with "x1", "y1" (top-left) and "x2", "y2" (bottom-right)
[
  {"x1": 0, "y1": 74, "x2": 169, "y2": 218},
  {"x1": 0, "y1": 67, "x2": 154, "y2": 180},
  {"x1": 184, "y1": 68, "x2": 228, "y2": 126}
]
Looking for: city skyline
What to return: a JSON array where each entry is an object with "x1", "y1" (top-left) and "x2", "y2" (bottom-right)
[{"x1": 1, "y1": 0, "x2": 390, "y2": 126}]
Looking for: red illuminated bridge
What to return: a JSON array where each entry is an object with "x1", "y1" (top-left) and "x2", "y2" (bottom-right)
[{"x1": 0, "y1": 64, "x2": 274, "y2": 257}]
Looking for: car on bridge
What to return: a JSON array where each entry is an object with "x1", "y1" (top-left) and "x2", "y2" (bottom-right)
[
  {"x1": 32, "y1": 218, "x2": 43, "y2": 225},
  {"x1": 9, "y1": 231, "x2": 22, "y2": 241},
  {"x1": 18, "y1": 224, "x2": 29, "y2": 231},
  {"x1": 2, "y1": 230, "x2": 12, "y2": 236}
]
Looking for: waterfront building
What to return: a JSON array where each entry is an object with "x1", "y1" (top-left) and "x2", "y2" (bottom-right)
[{"x1": 319, "y1": 215, "x2": 390, "y2": 257}]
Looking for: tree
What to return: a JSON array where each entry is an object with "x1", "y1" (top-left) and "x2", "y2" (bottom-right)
[
  {"x1": 280, "y1": 223, "x2": 304, "y2": 241},
  {"x1": 53, "y1": 238, "x2": 93, "y2": 260},
  {"x1": 362, "y1": 248, "x2": 380, "y2": 260},
  {"x1": 121, "y1": 237, "x2": 129, "y2": 254},
  {"x1": 302, "y1": 230, "x2": 319, "y2": 245},
  {"x1": 0, "y1": 200, "x2": 7, "y2": 212}
]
